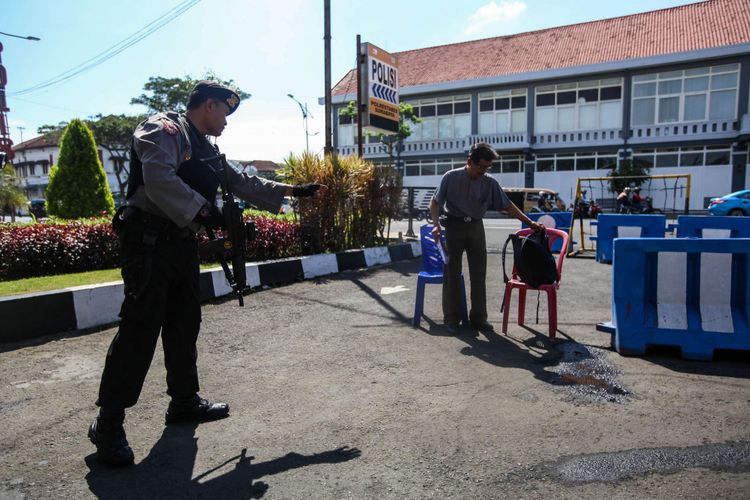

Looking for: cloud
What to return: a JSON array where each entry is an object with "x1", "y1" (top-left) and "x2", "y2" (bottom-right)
[{"x1": 464, "y1": 0, "x2": 527, "y2": 35}]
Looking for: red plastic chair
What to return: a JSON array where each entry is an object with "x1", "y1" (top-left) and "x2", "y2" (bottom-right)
[{"x1": 501, "y1": 228, "x2": 569, "y2": 339}]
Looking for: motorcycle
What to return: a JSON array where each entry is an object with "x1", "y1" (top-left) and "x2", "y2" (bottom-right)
[
  {"x1": 622, "y1": 196, "x2": 662, "y2": 214},
  {"x1": 571, "y1": 198, "x2": 601, "y2": 218}
]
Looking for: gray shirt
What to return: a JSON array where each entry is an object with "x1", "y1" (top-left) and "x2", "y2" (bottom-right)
[
  {"x1": 129, "y1": 112, "x2": 289, "y2": 228},
  {"x1": 433, "y1": 166, "x2": 511, "y2": 219}
]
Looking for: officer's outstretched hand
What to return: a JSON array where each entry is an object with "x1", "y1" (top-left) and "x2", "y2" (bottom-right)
[{"x1": 292, "y1": 183, "x2": 328, "y2": 198}]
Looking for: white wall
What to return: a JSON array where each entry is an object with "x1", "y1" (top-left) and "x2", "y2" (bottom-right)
[{"x1": 14, "y1": 145, "x2": 124, "y2": 201}]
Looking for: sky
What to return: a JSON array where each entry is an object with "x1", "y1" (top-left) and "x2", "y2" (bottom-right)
[{"x1": 1, "y1": 0, "x2": 700, "y2": 163}]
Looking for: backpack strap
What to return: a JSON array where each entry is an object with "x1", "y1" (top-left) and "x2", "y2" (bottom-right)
[
  {"x1": 500, "y1": 234, "x2": 516, "y2": 313},
  {"x1": 501, "y1": 234, "x2": 515, "y2": 284}
]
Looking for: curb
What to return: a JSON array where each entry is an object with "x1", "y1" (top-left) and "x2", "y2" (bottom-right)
[{"x1": 0, "y1": 242, "x2": 422, "y2": 344}]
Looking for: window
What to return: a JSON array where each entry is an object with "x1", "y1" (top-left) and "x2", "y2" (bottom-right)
[
  {"x1": 403, "y1": 158, "x2": 466, "y2": 176},
  {"x1": 534, "y1": 151, "x2": 618, "y2": 172},
  {"x1": 631, "y1": 64, "x2": 739, "y2": 126},
  {"x1": 492, "y1": 155, "x2": 524, "y2": 173},
  {"x1": 535, "y1": 79, "x2": 623, "y2": 133},
  {"x1": 633, "y1": 145, "x2": 732, "y2": 168},
  {"x1": 405, "y1": 96, "x2": 471, "y2": 141},
  {"x1": 478, "y1": 88, "x2": 527, "y2": 135}
]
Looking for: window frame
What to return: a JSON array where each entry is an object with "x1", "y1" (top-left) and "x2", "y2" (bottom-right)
[{"x1": 630, "y1": 64, "x2": 740, "y2": 126}]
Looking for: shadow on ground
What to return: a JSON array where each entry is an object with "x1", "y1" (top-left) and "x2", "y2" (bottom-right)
[{"x1": 85, "y1": 423, "x2": 361, "y2": 499}]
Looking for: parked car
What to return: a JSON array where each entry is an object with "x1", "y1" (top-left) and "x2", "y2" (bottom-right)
[
  {"x1": 504, "y1": 187, "x2": 566, "y2": 213},
  {"x1": 30, "y1": 199, "x2": 47, "y2": 219},
  {"x1": 707, "y1": 189, "x2": 750, "y2": 216}
]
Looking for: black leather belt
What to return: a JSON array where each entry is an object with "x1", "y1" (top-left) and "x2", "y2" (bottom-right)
[{"x1": 446, "y1": 214, "x2": 480, "y2": 223}]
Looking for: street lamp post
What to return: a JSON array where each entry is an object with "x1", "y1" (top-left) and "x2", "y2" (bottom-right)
[{"x1": 287, "y1": 93, "x2": 316, "y2": 153}]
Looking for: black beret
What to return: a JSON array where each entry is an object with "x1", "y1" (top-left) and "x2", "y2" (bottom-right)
[{"x1": 188, "y1": 80, "x2": 241, "y2": 115}]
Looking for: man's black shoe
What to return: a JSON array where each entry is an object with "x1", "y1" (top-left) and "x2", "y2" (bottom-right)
[
  {"x1": 165, "y1": 395, "x2": 230, "y2": 425},
  {"x1": 88, "y1": 419, "x2": 134, "y2": 466},
  {"x1": 471, "y1": 321, "x2": 495, "y2": 333},
  {"x1": 445, "y1": 323, "x2": 461, "y2": 334}
]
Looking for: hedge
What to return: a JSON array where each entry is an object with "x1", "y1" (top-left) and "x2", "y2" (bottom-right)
[{"x1": 0, "y1": 214, "x2": 304, "y2": 282}]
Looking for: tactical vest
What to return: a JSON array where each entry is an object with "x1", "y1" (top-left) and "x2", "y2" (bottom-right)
[{"x1": 127, "y1": 116, "x2": 221, "y2": 204}]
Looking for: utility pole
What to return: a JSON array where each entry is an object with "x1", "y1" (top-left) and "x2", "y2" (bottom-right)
[
  {"x1": 323, "y1": 0, "x2": 332, "y2": 156},
  {"x1": 16, "y1": 126, "x2": 24, "y2": 144},
  {"x1": 356, "y1": 34, "x2": 363, "y2": 158}
]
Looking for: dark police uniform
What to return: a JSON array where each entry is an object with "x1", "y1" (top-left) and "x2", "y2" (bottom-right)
[{"x1": 96, "y1": 110, "x2": 288, "y2": 411}]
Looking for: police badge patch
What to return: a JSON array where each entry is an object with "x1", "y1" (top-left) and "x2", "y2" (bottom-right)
[{"x1": 161, "y1": 119, "x2": 178, "y2": 136}]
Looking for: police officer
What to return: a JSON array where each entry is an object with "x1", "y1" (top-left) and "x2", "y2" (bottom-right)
[{"x1": 89, "y1": 81, "x2": 327, "y2": 466}]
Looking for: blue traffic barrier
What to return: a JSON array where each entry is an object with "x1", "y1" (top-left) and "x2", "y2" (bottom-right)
[
  {"x1": 523, "y1": 211, "x2": 573, "y2": 252},
  {"x1": 594, "y1": 214, "x2": 667, "y2": 263},
  {"x1": 675, "y1": 215, "x2": 750, "y2": 238},
  {"x1": 611, "y1": 237, "x2": 750, "y2": 361}
]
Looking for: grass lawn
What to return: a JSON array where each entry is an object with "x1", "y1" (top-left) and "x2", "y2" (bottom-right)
[{"x1": 0, "y1": 264, "x2": 222, "y2": 298}]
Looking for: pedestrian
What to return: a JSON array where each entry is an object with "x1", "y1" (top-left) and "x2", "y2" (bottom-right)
[
  {"x1": 89, "y1": 80, "x2": 327, "y2": 466},
  {"x1": 429, "y1": 142, "x2": 543, "y2": 334}
]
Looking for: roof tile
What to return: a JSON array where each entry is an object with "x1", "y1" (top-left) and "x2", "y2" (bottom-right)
[{"x1": 333, "y1": 0, "x2": 750, "y2": 95}]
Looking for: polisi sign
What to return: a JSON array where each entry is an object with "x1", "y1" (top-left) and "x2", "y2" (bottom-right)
[{"x1": 359, "y1": 42, "x2": 399, "y2": 134}]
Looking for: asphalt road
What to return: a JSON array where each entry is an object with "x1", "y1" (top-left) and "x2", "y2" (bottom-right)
[{"x1": 1, "y1": 223, "x2": 749, "y2": 499}]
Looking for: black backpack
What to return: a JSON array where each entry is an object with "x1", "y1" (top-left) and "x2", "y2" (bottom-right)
[{"x1": 502, "y1": 230, "x2": 558, "y2": 288}]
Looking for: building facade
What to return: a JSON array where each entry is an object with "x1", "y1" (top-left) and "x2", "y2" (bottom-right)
[
  {"x1": 329, "y1": 0, "x2": 750, "y2": 211},
  {"x1": 11, "y1": 135, "x2": 128, "y2": 205}
]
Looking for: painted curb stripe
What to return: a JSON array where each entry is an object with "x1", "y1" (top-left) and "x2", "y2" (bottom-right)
[
  {"x1": 0, "y1": 292, "x2": 76, "y2": 342},
  {"x1": 1, "y1": 244, "x2": 419, "y2": 344},
  {"x1": 336, "y1": 250, "x2": 367, "y2": 271}
]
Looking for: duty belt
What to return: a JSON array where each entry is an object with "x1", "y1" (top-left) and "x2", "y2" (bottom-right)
[{"x1": 134, "y1": 209, "x2": 194, "y2": 240}]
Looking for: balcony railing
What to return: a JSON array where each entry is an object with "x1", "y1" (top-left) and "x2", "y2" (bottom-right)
[
  {"x1": 336, "y1": 137, "x2": 470, "y2": 158},
  {"x1": 336, "y1": 118, "x2": 743, "y2": 156},
  {"x1": 468, "y1": 132, "x2": 529, "y2": 150},
  {"x1": 533, "y1": 128, "x2": 622, "y2": 149},
  {"x1": 629, "y1": 119, "x2": 738, "y2": 143}
]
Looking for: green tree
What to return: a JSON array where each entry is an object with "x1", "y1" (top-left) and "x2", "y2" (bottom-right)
[
  {"x1": 608, "y1": 159, "x2": 651, "y2": 194},
  {"x1": 0, "y1": 163, "x2": 27, "y2": 222},
  {"x1": 87, "y1": 114, "x2": 146, "y2": 202},
  {"x1": 130, "y1": 72, "x2": 250, "y2": 113},
  {"x1": 45, "y1": 119, "x2": 115, "y2": 218},
  {"x1": 39, "y1": 114, "x2": 146, "y2": 202}
]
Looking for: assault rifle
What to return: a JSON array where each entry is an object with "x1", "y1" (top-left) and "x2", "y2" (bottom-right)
[{"x1": 198, "y1": 153, "x2": 256, "y2": 306}]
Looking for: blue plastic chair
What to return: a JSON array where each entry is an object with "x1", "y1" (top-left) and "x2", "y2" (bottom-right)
[{"x1": 413, "y1": 224, "x2": 468, "y2": 327}]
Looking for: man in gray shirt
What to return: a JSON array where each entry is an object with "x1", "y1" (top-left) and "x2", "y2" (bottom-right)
[{"x1": 430, "y1": 142, "x2": 543, "y2": 334}]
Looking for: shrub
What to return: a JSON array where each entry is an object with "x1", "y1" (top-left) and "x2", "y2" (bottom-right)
[
  {"x1": 46, "y1": 119, "x2": 115, "y2": 218},
  {"x1": 277, "y1": 152, "x2": 400, "y2": 253},
  {"x1": 0, "y1": 214, "x2": 304, "y2": 281},
  {"x1": 0, "y1": 221, "x2": 119, "y2": 281}
]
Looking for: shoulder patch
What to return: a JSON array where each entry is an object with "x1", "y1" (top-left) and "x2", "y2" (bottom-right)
[{"x1": 161, "y1": 118, "x2": 178, "y2": 136}]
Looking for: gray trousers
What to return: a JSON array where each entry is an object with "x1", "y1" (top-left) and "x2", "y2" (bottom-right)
[{"x1": 442, "y1": 219, "x2": 487, "y2": 325}]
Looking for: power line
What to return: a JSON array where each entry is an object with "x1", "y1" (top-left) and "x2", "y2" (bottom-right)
[{"x1": 9, "y1": 0, "x2": 199, "y2": 96}]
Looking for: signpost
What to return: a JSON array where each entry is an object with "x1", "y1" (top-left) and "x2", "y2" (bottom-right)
[{"x1": 358, "y1": 41, "x2": 399, "y2": 135}]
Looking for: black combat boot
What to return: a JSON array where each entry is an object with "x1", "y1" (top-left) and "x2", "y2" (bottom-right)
[
  {"x1": 88, "y1": 408, "x2": 134, "y2": 466},
  {"x1": 165, "y1": 394, "x2": 230, "y2": 424}
]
